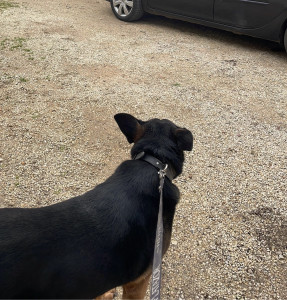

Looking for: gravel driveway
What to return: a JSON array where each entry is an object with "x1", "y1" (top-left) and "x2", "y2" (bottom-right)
[{"x1": 1, "y1": 0, "x2": 287, "y2": 299}]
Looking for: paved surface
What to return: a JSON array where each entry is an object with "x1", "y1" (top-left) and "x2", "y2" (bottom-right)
[{"x1": 1, "y1": 0, "x2": 287, "y2": 299}]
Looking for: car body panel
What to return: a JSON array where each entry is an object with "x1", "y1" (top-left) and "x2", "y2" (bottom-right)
[
  {"x1": 147, "y1": 0, "x2": 214, "y2": 21},
  {"x1": 141, "y1": 0, "x2": 287, "y2": 43},
  {"x1": 214, "y1": 0, "x2": 286, "y2": 29}
]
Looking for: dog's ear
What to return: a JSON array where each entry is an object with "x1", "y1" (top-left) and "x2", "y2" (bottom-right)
[
  {"x1": 114, "y1": 113, "x2": 144, "y2": 144},
  {"x1": 175, "y1": 128, "x2": 193, "y2": 151}
]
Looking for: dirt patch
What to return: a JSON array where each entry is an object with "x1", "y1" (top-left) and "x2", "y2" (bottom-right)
[{"x1": 248, "y1": 207, "x2": 287, "y2": 252}]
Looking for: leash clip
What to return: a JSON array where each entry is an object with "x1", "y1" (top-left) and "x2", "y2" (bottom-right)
[
  {"x1": 158, "y1": 164, "x2": 168, "y2": 192},
  {"x1": 158, "y1": 164, "x2": 168, "y2": 179}
]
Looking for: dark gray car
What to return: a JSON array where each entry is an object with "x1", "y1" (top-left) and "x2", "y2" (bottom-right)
[{"x1": 108, "y1": 0, "x2": 287, "y2": 51}]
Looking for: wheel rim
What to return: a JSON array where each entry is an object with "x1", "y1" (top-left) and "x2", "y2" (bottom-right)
[{"x1": 113, "y1": 0, "x2": 133, "y2": 17}]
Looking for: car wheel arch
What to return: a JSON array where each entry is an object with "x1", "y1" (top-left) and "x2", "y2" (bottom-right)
[
  {"x1": 284, "y1": 24, "x2": 287, "y2": 51},
  {"x1": 279, "y1": 19, "x2": 287, "y2": 50}
]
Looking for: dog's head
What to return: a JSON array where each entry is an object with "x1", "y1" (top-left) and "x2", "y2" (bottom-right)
[{"x1": 114, "y1": 113, "x2": 193, "y2": 177}]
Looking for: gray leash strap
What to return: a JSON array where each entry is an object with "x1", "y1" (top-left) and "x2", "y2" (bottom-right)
[{"x1": 150, "y1": 166, "x2": 167, "y2": 300}]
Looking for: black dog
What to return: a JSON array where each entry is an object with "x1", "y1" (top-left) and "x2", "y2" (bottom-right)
[{"x1": 0, "y1": 113, "x2": 193, "y2": 299}]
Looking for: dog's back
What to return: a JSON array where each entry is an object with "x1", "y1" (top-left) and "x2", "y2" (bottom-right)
[{"x1": 0, "y1": 161, "x2": 178, "y2": 298}]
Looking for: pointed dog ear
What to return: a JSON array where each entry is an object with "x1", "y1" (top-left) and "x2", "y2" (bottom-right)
[
  {"x1": 114, "y1": 113, "x2": 144, "y2": 144},
  {"x1": 175, "y1": 128, "x2": 193, "y2": 151}
]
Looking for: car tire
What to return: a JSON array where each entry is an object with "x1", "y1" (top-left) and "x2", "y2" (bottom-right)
[{"x1": 111, "y1": 0, "x2": 144, "y2": 22}]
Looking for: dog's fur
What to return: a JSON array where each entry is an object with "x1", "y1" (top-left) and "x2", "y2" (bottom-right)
[{"x1": 0, "y1": 113, "x2": 193, "y2": 299}]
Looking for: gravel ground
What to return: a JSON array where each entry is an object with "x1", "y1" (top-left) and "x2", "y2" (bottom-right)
[{"x1": 1, "y1": 0, "x2": 287, "y2": 299}]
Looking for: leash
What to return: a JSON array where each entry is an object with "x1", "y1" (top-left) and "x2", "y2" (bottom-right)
[
  {"x1": 150, "y1": 164, "x2": 167, "y2": 300},
  {"x1": 133, "y1": 152, "x2": 173, "y2": 300}
]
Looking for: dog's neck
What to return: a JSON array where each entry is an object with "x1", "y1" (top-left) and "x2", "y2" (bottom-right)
[
  {"x1": 133, "y1": 152, "x2": 176, "y2": 181},
  {"x1": 131, "y1": 144, "x2": 183, "y2": 179}
]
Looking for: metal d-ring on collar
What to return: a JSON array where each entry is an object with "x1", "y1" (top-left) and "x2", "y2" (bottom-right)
[
  {"x1": 133, "y1": 151, "x2": 174, "y2": 181},
  {"x1": 133, "y1": 151, "x2": 173, "y2": 300}
]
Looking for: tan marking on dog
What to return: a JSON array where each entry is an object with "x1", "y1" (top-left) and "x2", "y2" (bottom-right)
[
  {"x1": 122, "y1": 269, "x2": 152, "y2": 300},
  {"x1": 133, "y1": 123, "x2": 145, "y2": 143},
  {"x1": 94, "y1": 288, "x2": 116, "y2": 300}
]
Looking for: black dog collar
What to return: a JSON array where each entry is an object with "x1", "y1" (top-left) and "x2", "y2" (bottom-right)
[{"x1": 133, "y1": 152, "x2": 175, "y2": 181}]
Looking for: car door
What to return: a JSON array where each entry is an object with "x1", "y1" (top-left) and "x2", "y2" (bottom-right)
[
  {"x1": 147, "y1": 0, "x2": 214, "y2": 21},
  {"x1": 214, "y1": 0, "x2": 285, "y2": 29}
]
